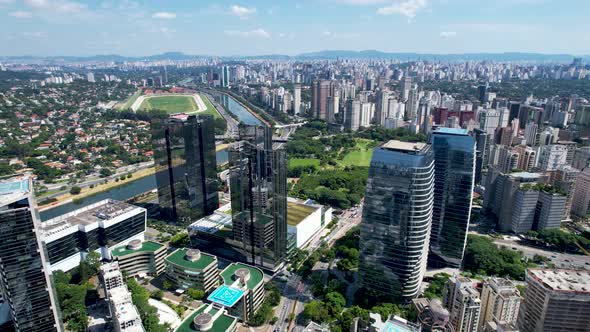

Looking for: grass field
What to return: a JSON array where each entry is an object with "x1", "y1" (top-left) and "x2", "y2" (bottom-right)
[
  {"x1": 139, "y1": 95, "x2": 198, "y2": 114},
  {"x1": 289, "y1": 158, "x2": 321, "y2": 168},
  {"x1": 338, "y1": 139, "x2": 374, "y2": 167},
  {"x1": 139, "y1": 94, "x2": 223, "y2": 119},
  {"x1": 117, "y1": 89, "x2": 142, "y2": 110}
]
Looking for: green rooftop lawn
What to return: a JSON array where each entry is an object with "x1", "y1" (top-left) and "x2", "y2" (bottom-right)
[
  {"x1": 111, "y1": 241, "x2": 163, "y2": 257},
  {"x1": 165, "y1": 248, "x2": 217, "y2": 270},
  {"x1": 220, "y1": 263, "x2": 263, "y2": 290},
  {"x1": 176, "y1": 305, "x2": 236, "y2": 332},
  {"x1": 287, "y1": 201, "x2": 317, "y2": 226}
]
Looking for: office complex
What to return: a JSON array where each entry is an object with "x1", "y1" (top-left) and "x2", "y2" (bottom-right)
[
  {"x1": 345, "y1": 99, "x2": 361, "y2": 131},
  {"x1": 478, "y1": 278, "x2": 521, "y2": 332},
  {"x1": 41, "y1": 199, "x2": 147, "y2": 272},
  {"x1": 519, "y1": 269, "x2": 590, "y2": 332},
  {"x1": 311, "y1": 80, "x2": 335, "y2": 120},
  {"x1": 227, "y1": 125, "x2": 288, "y2": 271},
  {"x1": 151, "y1": 115, "x2": 219, "y2": 224},
  {"x1": 429, "y1": 128, "x2": 475, "y2": 268},
  {"x1": 359, "y1": 140, "x2": 434, "y2": 302},
  {"x1": 208, "y1": 263, "x2": 265, "y2": 321},
  {"x1": 110, "y1": 240, "x2": 166, "y2": 278},
  {"x1": 165, "y1": 248, "x2": 220, "y2": 292},
  {"x1": 443, "y1": 277, "x2": 481, "y2": 332},
  {"x1": 177, "y1": 304, "x2": 238, "y2": 332},
  {"x1": 0, "y1": 177, "x2": 62, "y2": 332}
]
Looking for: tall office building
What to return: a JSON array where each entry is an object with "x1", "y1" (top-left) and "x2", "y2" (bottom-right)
[
  {"x1": 375, "y1": 90, "x2": 391, "y2": 126},
  {"x1": 429, "y1": 128, "x2": 475, "y2": 268},
  {"x1": 151, "y1": 115, "x2": 219, "y2": 225},
  {"x1": 293, "y1": 84, "x2": 301, "y2": 115},
  {"x1": 478, "y1": 278, "x2": 521, "y2": 332},
  {"x1": 228, "y1": 125, "x2": 288, "y2": 271},
  {"x1": 473, "y1": 128, "x2": 489, "y2": 185},
  {"x1": 345, "y1": 99, "x2": 361, "y2": 131},
  {"x1": 0, "y1": 177, "x2": 62, "y2": 332},
  {"x1": 359, "y1": 140, "x2": 434, "y2": 302},
  {"x1": 443, "y1": 277, "x2": 481, "y2": 332},
  {"x1": 401, "y1": 76, "x2": 413, "y2": 100},
  {"x1": 220, "y1": 65, "x2": 230, "y2": 88},
  {"x1": 311, "y1": 80, "x2": 335, "y2": 120},
  {"x1": 478, "y1": 83, "x2": 488, "y2": 104},
  {"x1": 571, "y1": 167, "x2": 590, "y2": 218},
  {"x1": 519, "y1": 269, "x2": 590, "y2": 332}
]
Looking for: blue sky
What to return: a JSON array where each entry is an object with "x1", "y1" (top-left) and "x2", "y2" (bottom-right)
[{"x1": 1, "y1": 0, "x2": 589, "y2": 56}]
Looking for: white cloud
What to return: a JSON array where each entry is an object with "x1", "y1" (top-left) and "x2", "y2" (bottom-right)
[
  {"x1": 229, "y1": 5, "x2": 256, "y2": 17},
  {"x1": 440, "y1": 31, "x2": 456, "y2": 38},
  {"x1": 337, "y1": 0, "x2": 387, "y2": 4},
  {"x1": 377, "y1": 0, "x2": 427, "y2": 18},
  {"x1": 322, "y1": 31, "x2": 360, "y2": 39},
  {"x1": 24, "y1": 0, "x2": 86, "y2": 13},
  {"x1": 9, "y1": 11, "x2": 33, "y2": 18},
  {"x1": 152, "y1": 12, "x2": 176, "y2": 19},
  {"x1": 224, "y1": 28, "x2": 270, "y2": 38}
]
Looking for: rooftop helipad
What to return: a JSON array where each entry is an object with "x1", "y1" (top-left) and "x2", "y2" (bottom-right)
[{"x1": 207, "y1": 285, "x2": 245, "y2": 308}]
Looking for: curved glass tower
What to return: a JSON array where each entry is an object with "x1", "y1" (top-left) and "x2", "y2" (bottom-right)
[{"x1": 359, "y1": 140, "x2": 434, "y2": 302}]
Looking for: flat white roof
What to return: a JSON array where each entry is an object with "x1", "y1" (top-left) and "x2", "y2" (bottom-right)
[
  {"x1": 382, "y1": 140, "x2": 428, "y2": 152},
  {"x1": 528, "y1": 269, "x2": 590, "y2": 293}
]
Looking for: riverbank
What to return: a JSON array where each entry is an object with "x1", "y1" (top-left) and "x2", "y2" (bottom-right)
[{"x1": 39, "y1": 167, "x2": 155, "y2": 212}]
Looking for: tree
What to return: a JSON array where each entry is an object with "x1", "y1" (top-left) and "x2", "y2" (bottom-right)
[
  {"x1": 70, "y1": 186, "x2": 82, "y2": 195},
  {"x1": 169, "y1": 232, "x2": 190, "y2": 248},
  {"x1": 151, "y1": 290, "x2": 164, "y2": 300},
  {"x1": 85, "y1": 251, "x2": 101, "y2": 275},
  {"x1": 163, "y1": 279, "x2": 173, "y2": 291},
  {"x1": 187, "y1": 288, "x2": 205, "y2": 300},
  {"x1": 423, "y1": 273, "x2": 451, "y2": 299},
  {"x1": 324, "y1": 292, "x2": 346, "y2": 317},
  {"x1": 303, "y1": 300, "x2": 329, "y2": 322}
]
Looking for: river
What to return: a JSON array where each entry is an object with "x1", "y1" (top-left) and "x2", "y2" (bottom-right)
[{"x1": 40, "y1": 93, "x2": 257, "y2": 221}]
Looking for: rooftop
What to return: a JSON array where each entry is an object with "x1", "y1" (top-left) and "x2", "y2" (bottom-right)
[
  {"x1": 528, "y1": 269, "x2": 590, "y2": 294},
  {"x1": 111, "y1": 241, "x2": 164, "y2": 257},
  {"x1": 207, "y1": 285, "x2": 245, "y2": 307},
  {"x1": 165, "y1": 248, "x2": 217, "y2": 271},
  {"x1": 434, "y1": 127, "x2": 469, "y2": 136},
  {"x1": 0, "y1": 176, "x2": 30, "y2": 205},
  {"x1": 381, "y1": 140, "x2": 428, "y2": 153},
  {"x1": 188, "y1": 211, "x2": 232, "y2": 235},
  {"x1": 287, "y1": 201, "x2": 317, "y2": 226},
  {"x1": 176, "y1": 304, "x2": 237, "y2": 332},
  {"x1": 220, "y1": 262, "x2": 263, "y2": 290},
  {"x1": 40, "y1": 199, "x2": 142, "y2": 235}
]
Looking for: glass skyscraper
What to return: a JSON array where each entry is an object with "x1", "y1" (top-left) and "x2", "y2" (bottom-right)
[
  {"x1": 227, "y1": 125, "x2": 288, "y2": 271},
  {"x1": 0, "y1": 177, "x2": 62, "y2": 332},
  {"x1": 151, "y1": 115, "x2": 219, "y2": 225},
  {"x1": 429, "y1": 128, "x2": 476, "y2": 268},
  {"x1": 359, "y1": 140, "x2": 434, "y2": 302}
]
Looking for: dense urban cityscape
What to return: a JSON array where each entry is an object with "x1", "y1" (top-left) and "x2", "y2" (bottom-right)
[{"x1": 2, "y1": 1, "x2": 590, "y2": 332}]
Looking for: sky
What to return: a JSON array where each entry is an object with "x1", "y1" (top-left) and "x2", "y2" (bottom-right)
[{"x1": 1, "y1": 0, "x2": 590, "y2": 57}]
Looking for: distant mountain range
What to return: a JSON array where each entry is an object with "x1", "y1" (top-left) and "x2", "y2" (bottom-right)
[{"x1": 1, "y1": 50, "x2": 589, "y2": 63}]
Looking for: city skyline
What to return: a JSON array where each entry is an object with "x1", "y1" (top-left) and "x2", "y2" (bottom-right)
[{"x1": 1, "y1": 0, "x2": 590, "y2": 56}]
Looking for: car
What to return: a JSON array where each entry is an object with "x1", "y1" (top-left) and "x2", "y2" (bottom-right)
[{"x1": 564, "y1": 259, "x2": 570, "y2": 262}]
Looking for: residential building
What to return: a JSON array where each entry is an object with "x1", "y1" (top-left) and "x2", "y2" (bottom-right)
[
  {"x1": 110, "y1": 240, "x2": 167, "y2": 277},
  {"x1": 429, "y1": 128, "x2": 476, "y2": 268},
  {"x1": 40, "y1": 199, "x2": 147, "y2": 272},
  {"x1": 228, "y1": 125, "x2": 288, "y2": 271},
  {"x1": 519, "y1": 269, "x2": 590, "y2": 332},
  {"x1": 208, "y1": 263, "x2": 265, "y2": 321},
  {"x1": 550, "y1": 165, "x2": 579, "y2": 219},
  {"x1": 165, "y1": 248, "x2": 219, "y2": 292},
  {"x1": 345, "y1": 99, "x2": 361, "y2": 131},
  {"x1": 443, "y1": 277, "x2": 481, "y2": 332},
  {"x1": 312, "y1": 80, "x2": 335, "y2": 120},
  {"x1": 293, "y1": 84, "x2": 301, "y2": 115},
  {"x1": 478, "y1": 278, "x2": 521, "y2": 332},
  {"x1": 538, "y1": 145, "x2": 569, "y2": 171},
  {"x1": 359, "y1": 140, "x2": 434, "y2": 302},
  {"x1": 151, "y1": 115, "x2": 219, "y2": 224},
  {"x1": 0, "y1": 177, "x2": 62, "y2": 332},
  {"x1": 99, "y1": 262, "x2": 145, "y2": 332},
  {"x1": 571, "y1": 167, "x2": 590, "y2": 218},
  {"x1": 479, "y1": 110, "x2": 501, "y2": 136}
]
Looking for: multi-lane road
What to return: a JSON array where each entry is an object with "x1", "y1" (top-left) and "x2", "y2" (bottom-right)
[{"x1": 492, "y1": 237, "x2": 590, "y2": 269}]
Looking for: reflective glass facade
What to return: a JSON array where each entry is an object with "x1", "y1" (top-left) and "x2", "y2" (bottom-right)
[
  {"x1": 151, "y1": 115, "x2": 219, "y2": 225},
  {"x1": 359, "y1": 142, "x2": 434, "y2": 302},
  {"x1": 0, "y1": 195, "x2": 61, "y2": 332},
  {"x1": 429, "y1": 129, "x2": 475, "y2": 268},
  {"x1": 228, "y1": 125, "x2": 288, "y2": 270}
]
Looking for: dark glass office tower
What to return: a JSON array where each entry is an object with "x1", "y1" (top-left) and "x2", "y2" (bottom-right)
[
  {"x1": 151, "y1": 115, "x2": 219, "y2": 225},
  {"x1": 0, "y1": 177, "x2": 62, "y2": 332},
  {"x1": 429, "y1": 128, "x2": 475, "y2": 268},
  {"x1": 359, "y1": 140, "x2": 434, "y2": 302},
  {"x1": 228, "y1": 125, "x2": 288, "y2": 271}
]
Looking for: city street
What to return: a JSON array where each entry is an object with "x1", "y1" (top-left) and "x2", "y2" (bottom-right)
[{"x1": 492, "y1": 237, "x2": 590, "y2": 269}]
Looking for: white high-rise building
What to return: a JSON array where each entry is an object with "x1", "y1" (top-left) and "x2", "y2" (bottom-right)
[
  {"x1": 443, "y1": 277, "x2": 481, "y2": 332},
  {"x1": 538, "y1": 145, "x2": 568, "y2": 171},
  {"x1": 293, "y1": 84, "x2": 301, "y2": 115},
  {"x1": 478, "y1": 278, "x2": 521, "y2": 332},
  {"x1": 87, "y1": 72, "x2": 95, "y2": 83},
  {"x1": 479, "y1": 110, "x2": 501, "y2": 136}
]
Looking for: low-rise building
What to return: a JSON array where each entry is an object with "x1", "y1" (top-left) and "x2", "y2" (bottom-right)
[
  {"x1": 41, "y1": 199, "x2": 146, "y2": 272},
  {"x1": 111, "y1": 239, "x2": 167, "y2": 278},
  {"x1": 287, "y1": 198, "x2": 333, "y2": 250},
  {"x1": 176, "y1": 303, "x2": 237, "y2": 332},
  {"x1": 207, "y1": 262, "x2": 265, "y2": 321},
  {"x1": 165, "y1": 249, "x2": 219, "y2": 292}
]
